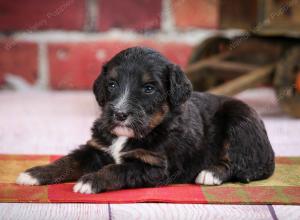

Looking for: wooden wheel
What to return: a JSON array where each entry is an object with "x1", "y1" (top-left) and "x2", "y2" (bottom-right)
[
  {"x1": 274, "y1": 47, "x2": 300, "y2": 117},
  {"x1": 188, "y1": 36, "x2": 230, "y2": 91}
]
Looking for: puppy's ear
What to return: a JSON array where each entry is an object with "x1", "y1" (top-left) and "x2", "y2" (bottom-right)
[
  {"x1": 168, "y1": 64, "x2": 192, "y2": 108},
  {"x1": 93, "y1": 64, "x2": 108, "y2": 107}
]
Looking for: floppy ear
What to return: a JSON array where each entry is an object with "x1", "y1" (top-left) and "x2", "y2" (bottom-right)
[
  {"x1": 168, "y1": 64, "x2": 193, "y2": 108},
  {"x1": 93, "y1": 64, "x2": 108, "y2": 107}
]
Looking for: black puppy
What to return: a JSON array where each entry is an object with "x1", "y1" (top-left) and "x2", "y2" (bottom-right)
[{"x1": 17, "y1": 47, "x2": 275, "y2": 194}]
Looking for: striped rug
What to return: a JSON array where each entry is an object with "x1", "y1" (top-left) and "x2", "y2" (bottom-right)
[{"x1": 0, "y1": 154, "x2": 299, "y2": 204}]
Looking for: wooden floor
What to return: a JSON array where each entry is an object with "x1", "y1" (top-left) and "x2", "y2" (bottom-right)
[
  {"x1": 2, "y1": 203, "x2": 298, "y2": 220},
  {"x1": 0, "y1": 88, "x2": 299, "y2": 220}
]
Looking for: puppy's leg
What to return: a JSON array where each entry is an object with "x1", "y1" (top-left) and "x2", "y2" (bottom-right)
[
  {"x1": 196, "y1": 141, "x2": 231, "y2": 185},
  {"x1": 195, "y1": 170, "x2": 222, "y2": 185},
  {"x1": 16, "y1": 143, "x2": 114, "y2": 185},
  {"x1": 195, "y1": 165, "x2": 231, "y2": 185},
  {"x1": 196, "y1": 99, "x2": 275, "y2": 185},
  {"x1": 74, "y1": 149, "x2": 168, "y2": 194},
  {"x1": 220, "y1": 100, "x2": 275, "y2": 183}
]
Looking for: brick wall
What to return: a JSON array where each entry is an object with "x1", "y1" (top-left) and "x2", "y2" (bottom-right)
[{"x1": 0, "y1": 0, "x2": 220, "y2": 89}]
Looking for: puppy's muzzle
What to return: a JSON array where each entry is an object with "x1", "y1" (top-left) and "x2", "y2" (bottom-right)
[{"x1": 113, "y1": 111, "x2": 128, "y2": 122}]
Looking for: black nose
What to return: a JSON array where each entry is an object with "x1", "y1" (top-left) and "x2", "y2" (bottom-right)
[{"x1": 114, "y1": 111, "x2": 128, "y2": 121}]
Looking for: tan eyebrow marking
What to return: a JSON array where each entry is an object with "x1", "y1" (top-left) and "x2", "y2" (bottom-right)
[
  {"x1": 109, "y1": 68, "x2": 118, "y2": 79},
  {"x1": 142, "y1": 72, "x2": 153, "y2": 83}
]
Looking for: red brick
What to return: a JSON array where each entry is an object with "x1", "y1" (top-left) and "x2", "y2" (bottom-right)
[
  {"x1": 141, "y1": 40, "x2": 192, "y2": 68},
  {"x1": 172, "y1": 0, "x2": 219, "y2": 29},
  {"x1": 0, "y1": 40, "x2": 38, "y2": 85},
  {"x1": 0, "y1": 0, "x2": 85, "y2": 31},
  {"x1": 49, "y1": 41, "x2": 132, "y2": 89},
  {"x1": 98, "y1": 0, "x2": 162, "y2": 31},
  {"x1": 48, "y1": 41, "x2": 192, "y2": 89}
]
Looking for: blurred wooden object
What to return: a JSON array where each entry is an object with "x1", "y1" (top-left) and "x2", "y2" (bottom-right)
[
  {"x1": 209, "y1": 65, "x2": 275, "y2": 96},
  {"x1": 186, "y1": 36, "x2": 300, "y2": 117},
  {"x1": 220, "y1": 0, "x2": 300, "y2": 36},
  {"x1": 185, "y1": 0, "x2": 300, "y2": 117},
  {"x1": 274, "y1": 46, "x2": 300, "y2": 117},
  {"x1": 185, "y1": 37, "x2": 285, "y2": 93}
]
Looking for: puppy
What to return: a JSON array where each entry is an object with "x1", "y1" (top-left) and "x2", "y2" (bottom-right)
[{"x1": 16, "y1": 47, "x2": 275, "y2": 194}]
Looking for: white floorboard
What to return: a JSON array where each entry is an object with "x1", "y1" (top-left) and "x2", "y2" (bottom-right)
[
  {"x1": 0, "y1": 203, "x2": 109, "y2": 220},
  {"x1": 111, "y1": 204, "x2": 272, "y2": 220}
]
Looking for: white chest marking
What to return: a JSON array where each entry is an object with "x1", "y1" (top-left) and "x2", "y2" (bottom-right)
[{"x1": 109, "y1": 136, "x2": 128, "y2": 164}]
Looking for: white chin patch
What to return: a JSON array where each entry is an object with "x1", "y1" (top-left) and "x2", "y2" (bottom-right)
[
  {"x1": 73, "y1": 181, "x2": 95, "y2": 194},
  {"x1": 195, "y1": 170, "x2": 222, "y2": 185},
  {"x1": 16, "y1": 172, "x2": 40, "y2": 185},
  {"x1": 112, "y1": 126, "x2": 135, "y2": 138}
]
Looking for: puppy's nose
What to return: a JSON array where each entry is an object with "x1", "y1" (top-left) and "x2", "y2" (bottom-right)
[{"x1": 114, "y1": 111, "x2": 128, "y2": 121}]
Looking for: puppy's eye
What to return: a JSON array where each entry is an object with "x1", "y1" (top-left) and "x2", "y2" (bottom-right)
[
  {"x1": 143, "y1": 84, "x2": 155, "y2": 94},
  {"x1": 107, "y1": 80, "x2": 117, "y2": 90}
]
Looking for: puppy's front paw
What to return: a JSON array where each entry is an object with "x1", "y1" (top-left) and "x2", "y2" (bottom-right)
[
  {"x1": 16, "y1": 165, "x2": 55, "y2": 185},
  {"x1": 16, "y1": 172, "x2": 40, "y2": 185},
  {"x1": 195, "y1": 170, "x2": 222, "y2": 185},
  {"x1": 73, "y1": 173, "x2": 100, "y2": 194},
  {"x1": 73, "y1": 181, "x2": 94, "y2": 194}
]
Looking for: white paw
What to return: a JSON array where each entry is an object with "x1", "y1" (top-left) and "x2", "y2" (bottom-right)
[
  {"x1": 195, "y1": 170, "x2": 222, "y2": 185},
  {"x1": 16, "y1": 172, "x2": 40, "y2": 185},
  {"x1": 73, "y1": 181, "x2": 95, "y2": 194}
]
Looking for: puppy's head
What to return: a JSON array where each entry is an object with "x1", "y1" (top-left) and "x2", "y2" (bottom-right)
[{"x1": 93, "y1": 47, "x2": 192, "y2": 139}]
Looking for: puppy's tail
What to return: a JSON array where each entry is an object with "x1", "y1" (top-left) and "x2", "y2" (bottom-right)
[{"x1": 215, "y1": 99, "x2": 275, "y2": 183}]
